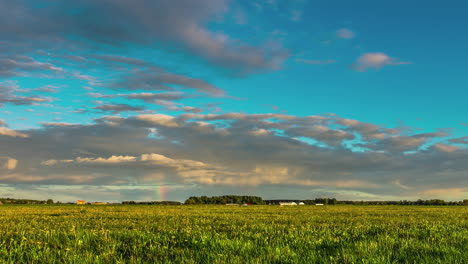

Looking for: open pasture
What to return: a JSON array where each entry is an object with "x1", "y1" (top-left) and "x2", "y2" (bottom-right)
[{"x1": 0, "y1": 205, "x2": 466, "y2": 263}]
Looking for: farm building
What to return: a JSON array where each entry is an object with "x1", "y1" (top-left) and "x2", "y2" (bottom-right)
[
  {"x1": 76, "y1": 200, "x2": 86, "y2": 205},
  {"x1": 279, "y1": 202, "x2": 297, "y2": 206}
]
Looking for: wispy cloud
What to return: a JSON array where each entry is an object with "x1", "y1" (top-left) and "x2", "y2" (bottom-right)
[
  {"x1": 296, "y1": 58, "x2": 336, "y2": 65},
  {"x1": 290, "y1": 10, "x2": 302, "y2": 22},
  {"x1": 93, "y1": 104, "x2": 146, "y2": 114},
  {"x1": 336, "y1": 28, "x2": 355, "y2": 39}
]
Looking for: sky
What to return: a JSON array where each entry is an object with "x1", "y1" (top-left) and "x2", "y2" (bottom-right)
[{"x1": 0, "y1": 0, "x2": 467, "y2": 202}]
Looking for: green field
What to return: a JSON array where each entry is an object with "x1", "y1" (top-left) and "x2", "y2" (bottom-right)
[{"x1": 0, "y1": 205, "x2": 466, "y2": 263}]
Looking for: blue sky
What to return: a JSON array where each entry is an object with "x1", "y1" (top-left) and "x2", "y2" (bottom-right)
[{"x1": 0, "y1": 0, "x2": 467, "y2": 202}]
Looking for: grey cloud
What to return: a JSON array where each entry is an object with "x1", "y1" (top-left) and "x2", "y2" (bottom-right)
[
  {"x1": 285, "y1": 126, "x2": 355, "y2": 147},
  {"x1": 295, "y1": 58, "x2": 336, "y2": 65},
  {"x1": 112, "y1": 69, "x2": 226, "y2": 97},
  {"x1": 0, "y1": 113, "x2": 466, "y2": 201},
  {"x1": 0, "y1": 96, "x2": 52, "y2": 106},
  {"x1": 356, "y1": 131, "x2": 450, "y2": 153},
  {"x1": 32, "y1": 86, "x2": 60, "y2": 93},
  {"x1": 413, "y1": 132, "x2": 449, "y2": 138},
  {"x1": 0, "y1": 0, "x2": 288, "y2": 74},
  {"x1": 167, "y1": 106, "x2": 204, "y2": 114},
  {"x1": 0, "y1": 82, "x2": 53, "y2": 106},
  {"x1": 74, "y1": 54, "x2": 227, "y2": 98},
  {"x1": 60, "y1": 55, "x2": 87, "y2": 63},
  {"x1": 336, "y1": 119, "x2": 401, "y2": 141},
  {"x1": 88, "y1": 92, "x2": 189, "y2": 102},
  {"x1": 93, "y1": 103, "x2": 146, "y2": 114},
  {"x1": 41, "y1": 122, "x2": 82, "y2": 127},
  {"x1": 124, "y1": 92, "x2": 188, "y2": 102},
  {"x1": 360, "y1": 136, "x2": 439, "y2": 153},
  {"x1": 86, "y1": 93, "x2": 115, "y2": 99},
  {"x1": 449, "y1": 136, "x2": 468, "y2": 145},
  {"x1": 91, "y1": 54, "x2": 151, "y2": 67},
  {"x1": 0, "y1": 56, "x2": 62, "y2": 77},
  {"x1": 336, "y1": 28, "x2": 355, "y2": 39}
]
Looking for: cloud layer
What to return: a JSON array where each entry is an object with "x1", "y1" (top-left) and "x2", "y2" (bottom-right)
[{"x1": 1, "y1": 113, "x2": 466, "y2": 201}]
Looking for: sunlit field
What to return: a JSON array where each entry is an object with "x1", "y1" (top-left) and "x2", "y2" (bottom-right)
[{"x1": 0, "y1": 205, "x2": 466, "y2": 263}]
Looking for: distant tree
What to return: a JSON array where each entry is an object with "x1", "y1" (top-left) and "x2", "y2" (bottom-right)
[
  {"x1": 184, "y1": 195, "x2": 264, "y2": 205},
  {"x1": 46, "y1": 199, "x2": 54, "y2": 204},
  {"x1": 184, "y1": 197, "x2": 197, "y2": 205}
]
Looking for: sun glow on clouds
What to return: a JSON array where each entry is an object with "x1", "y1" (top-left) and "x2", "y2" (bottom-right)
[
  {"x1": 1, "y1": 157, "x2": 18, "y2": 170},
  {"x1": 0, "y1": 127, "x2": 29, "y2": 138}
]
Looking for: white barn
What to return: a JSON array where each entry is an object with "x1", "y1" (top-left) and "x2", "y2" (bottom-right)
[{"x1": 279, "y1": 202, "x2": 297, "y2": 206}]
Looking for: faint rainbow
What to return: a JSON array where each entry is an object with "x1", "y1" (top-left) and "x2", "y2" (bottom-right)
[{"x1": 156, "y1": 185, "x2": 168, "y2": 201}]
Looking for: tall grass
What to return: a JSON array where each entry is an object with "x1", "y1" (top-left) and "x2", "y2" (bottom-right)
[{"x1": 0, "y1": 205, "x2": 466, "y2": 263}]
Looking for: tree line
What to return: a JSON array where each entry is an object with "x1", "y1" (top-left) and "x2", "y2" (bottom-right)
[
  {"x1": 184, "y1": 196, "x2": 468, "y2": 206},
  {"x1": 184, "y1": 195, "x2": 265, "y2": 205},
  {"x1": 267, "y1": 198, "x2": 468, "y2": 206},
  {"x1": 122, "y1": 201, "x2": 182, "y2": 205},
  {"x1": 0, "y1": 198, "x2": 54, "y2": 205}
]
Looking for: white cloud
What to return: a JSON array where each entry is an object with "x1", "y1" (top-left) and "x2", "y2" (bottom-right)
[
  {"x1": 249, "y1": 129, "x2": 271, "y2": 136},
  {"x1": 135, "y1": 114, "x2": 180, "y2": 127},
  {"x1": 336, "y1": 28, "x2": 355, "y2": 39},
  {"x1": 352, "y1": 53, "x2": 411, "y2": 72},
  {"x1": 43, "y1": 153, "x2": 209, "y2": 171},
  {"x1": 76, "y1": 156, "x2": 137, "y2": 164}
]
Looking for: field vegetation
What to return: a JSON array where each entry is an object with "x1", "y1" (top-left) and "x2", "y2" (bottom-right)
[{"x1": 0, "y1": 205, "x2": 466, "y2": 263}]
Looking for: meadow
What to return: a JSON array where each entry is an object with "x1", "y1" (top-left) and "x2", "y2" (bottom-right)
[{"x1": 0, "y1": 205, "x2": 466, "y2": 263}]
